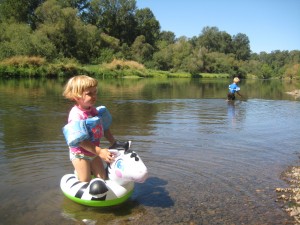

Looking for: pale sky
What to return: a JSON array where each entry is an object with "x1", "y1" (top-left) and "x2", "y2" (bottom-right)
[{"x1": 136, "y1": 0, "x2": 300, "y2": 53}]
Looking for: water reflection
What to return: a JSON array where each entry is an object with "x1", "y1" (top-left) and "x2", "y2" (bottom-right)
[{"x1": 0, "y1": 78, "x2": 299, "y2": 224}]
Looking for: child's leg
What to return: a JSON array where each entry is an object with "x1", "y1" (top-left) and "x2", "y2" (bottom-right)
[
  {"x1": 91, "y1": 156, "x2": 107, "y2": 180},
  {"x1": 72, "y1": 158, "x2": 92, "y2": 182}
]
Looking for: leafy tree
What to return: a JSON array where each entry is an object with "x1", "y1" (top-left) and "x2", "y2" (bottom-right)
[
  {"x1": 152, "y1": 44, "x2": 174, "y2": 71},
  {"x1": 181, "y1": 47, "x2": 204, "y2": 75},
  {"x1": 135, "y1": 8, "x2": 160, "y2": 46},
  {"x1": 289, "y1": 50, "x2": 300, "y2": 64},
  {"x1": 118, "y1": 43, "x2": 132, "y2": 60},
  {"x1": 57, "y1": 0, "x2": 89, "y2": 11},
  {"x1": 207, "y1": 52, "x2": 234, "y2": 74},
  {"x1": 243, "y1": 59, "x2": 262, "y2": 76},
  {"x1": 283, "y1": 63, "x2": 300, "y2": 79},
  {"x1": 197, "y1": 26, "x2": 232, "y2": 54},
  {"x1": 219, "y1": 31, "x2": 232, "y2": 54},
  {"x1": 100, "y1": 33, "x2": 120, "y2": 50},
  {"x1": 258, "y1": 63, "x2": 273, "y2": 79},
  {"x1": 158, "y1": 31, "x2": 176, "y2": 45},
  {"x1": 131, "y1": 35, "x2": 154, "y2": 63},
  {"x1": 35, "y1": 0, "x2": 102, "y2": 63},
  {"x1": 84, "y1": 0, "x2": 137, "y2": 45},
  {"x1": 154, "y1": 31, "x2": 176, "y2": 59},
  {"x1": 198, "y1": 26, "x2": 222, "y2": 52},
  {"x1": 171, "y1": 37, "x2": 193, "y2": 72},
  {"x1": 0, "y1": 0, "x2": 45, "y2": 28},
  {"x1": 0, "y1": 21, "x2": 56, "y2": 60},
  {"x1": 232, "y1": 33, "x2": 250, "y2": 60}
]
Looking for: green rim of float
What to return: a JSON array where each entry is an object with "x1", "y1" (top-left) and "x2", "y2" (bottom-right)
[{"x1": 62, "y1": 189, "x2": 134, "y2": 207}]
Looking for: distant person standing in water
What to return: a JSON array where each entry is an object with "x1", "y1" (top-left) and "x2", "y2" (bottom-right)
[{"x1": 227, "y1": 77, "x2": 242, "y2": 101}]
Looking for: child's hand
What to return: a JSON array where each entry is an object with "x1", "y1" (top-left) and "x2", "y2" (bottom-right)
[
  {"x1": 109, "y1": 149, "x2": 121, "y2": 157},
  {"x1": 100, "y1": 148, "x2": 115, "y2": 163}
]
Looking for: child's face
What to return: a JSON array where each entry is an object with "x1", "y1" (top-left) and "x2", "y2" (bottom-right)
[{"x1": 76, "y1": 86, "x2": 98, "y2": 109}]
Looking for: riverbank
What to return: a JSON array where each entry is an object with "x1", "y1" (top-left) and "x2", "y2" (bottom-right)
[
  {"x1": 0, "y1": 56, "x2": 234, "y2": 79},
  {"x1": 286, "y1": 90, "x2": 300, "y2": 99},
  {"x1": 276, "y1": 166, "x2": 300, "y2": 224}
]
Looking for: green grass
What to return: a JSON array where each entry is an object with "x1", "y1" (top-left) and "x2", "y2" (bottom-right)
[
  {"x1": 199, "y1": 73, "x2": 230, "y2": 78},
  {"x1": 0, "y1": 56, "x2": 238, "y2": 79}
]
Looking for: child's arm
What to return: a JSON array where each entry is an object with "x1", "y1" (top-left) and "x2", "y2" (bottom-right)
[
  {"x1": 79, "y1": 140, "x2": 114, "y2": 163},
  {"x1": 237, "y1": 91, "x2": 242, "y2": 97}
]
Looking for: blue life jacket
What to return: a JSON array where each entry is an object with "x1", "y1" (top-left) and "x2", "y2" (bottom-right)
[
  {"x1": 62, "y1": 105, "x2": 113, "y2": 147},
  {"x1": 229, "y1": 83, "x2": 240, "y2": 94}
]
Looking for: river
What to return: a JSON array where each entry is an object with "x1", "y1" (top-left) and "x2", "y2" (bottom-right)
[{"x1": 0, "y1": 78, "x2": 299, "y2": 224}]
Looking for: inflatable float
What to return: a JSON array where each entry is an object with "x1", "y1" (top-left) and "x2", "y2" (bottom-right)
[{"x1": 60, "y1": 106, "x2": 148, "y2": 207}]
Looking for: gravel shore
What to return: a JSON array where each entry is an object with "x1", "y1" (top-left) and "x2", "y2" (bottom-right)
[{"x1": 276, "y1": 166, "x2": 300, "y2": 224}]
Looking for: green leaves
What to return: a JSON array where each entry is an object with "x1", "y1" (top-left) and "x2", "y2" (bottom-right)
[{"x1": 0, "y1": 0, "x2": 299, "y2": 79}]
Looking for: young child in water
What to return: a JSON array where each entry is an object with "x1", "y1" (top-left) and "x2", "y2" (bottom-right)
[
  {"x1": 227, "y1": 77, "x2": 243, "y2": 101},
  {"x1": 63, "y1": 75, "x2": 127, "y2": 182}
]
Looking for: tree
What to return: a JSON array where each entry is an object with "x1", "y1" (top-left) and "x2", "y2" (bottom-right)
[
  {"x1": 197, "y1": 26, "x2": 232, "y2": 54},
  {"x1": 0, "y1": 21, "x2": 56, "y2": 60},
  {"x1": 219, "y1": 31, "x2": 232, "y2": 54},
  {"x1": 259, "y1": 63, "x2": 273, "y2": 79},
  {"x1": 57, "y1": 0, "x2": 89, "y2": 11},
  {"x1": 158, "y1": 31, "x2": 176, "y2": 45},
  {"x1": 0, "y1": 0, "x2": 45, "y2": 28},
  {"x1": 152, "y1": 44, "x2": 174, "y2": 71},
  {"x1": 232, "y1": 33, "x2": 251, "y2": 60},
  {"x1": 284, "y1": 63, "x2": 300, "y2": 79},
  {"x1": 35, "y1": 0, "x2": 102, "y2": 63},
  {"x1": 198, "y1": 26, "x2": 221, "y2": 52},
  {"x1": 84, "y1": 0, "x2": 137, "y2": 45},
  {"x1": 131, "y1": 35, "x2": 154, "y2": 63},
  {"x1": 135, "y1": 8, "x2": 160, "y2": 46}
]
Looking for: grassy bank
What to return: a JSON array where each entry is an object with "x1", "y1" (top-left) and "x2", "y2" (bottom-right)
[{"x1": 0, "y1": 56, "x2": 233, "y2": 79}]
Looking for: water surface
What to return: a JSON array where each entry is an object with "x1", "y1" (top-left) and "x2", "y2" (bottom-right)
[{"x1": 0, "y1": 78, "x2": 299, "y2": 224}]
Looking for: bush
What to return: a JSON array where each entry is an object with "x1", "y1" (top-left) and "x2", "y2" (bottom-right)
[
  {"x1": 0, "y1": 56, "x2": 46, "y2": 67},
  {"x1": 0, "y1": 56, "x2": 87, "y2": 78},
  {"x1": 103, "y1": 59, "x2": 145, "y2": 70}
]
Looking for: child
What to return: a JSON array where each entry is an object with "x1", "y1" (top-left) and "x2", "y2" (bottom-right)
[
  {"x1": 227, "y1": 77, "x2": 242, "y2": 101},
  {"x1": 62, "y1": 75, "x2": 127, "y2": 182}
]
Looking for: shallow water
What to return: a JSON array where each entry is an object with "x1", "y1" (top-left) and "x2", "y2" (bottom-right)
[{"x1": 0, "y1": 78, "x2": 299, "y2": 224}]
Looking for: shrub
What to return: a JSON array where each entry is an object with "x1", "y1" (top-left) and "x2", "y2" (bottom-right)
[
  {"x1": 103, "y1": 59, "x2": 145, "y2": 70},
  {"x1": 0, "y1": 56, "x2": 46, "y2": 67}
]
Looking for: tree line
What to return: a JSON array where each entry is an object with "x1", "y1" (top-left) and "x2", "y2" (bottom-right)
[{"x1": 0, "y1": 0, "x2": 299, "y2": 79}]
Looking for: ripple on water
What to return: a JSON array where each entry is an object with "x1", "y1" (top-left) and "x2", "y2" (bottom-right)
[
  {"x1": 120, "y1": 99, "x2": 299, "y2": 224},
  {"x1": 0, "y1": 98, "x2": 299, "y2": 224}
]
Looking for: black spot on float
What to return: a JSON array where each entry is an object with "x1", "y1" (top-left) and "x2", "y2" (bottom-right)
[{"x1": 89, "y1": 180, "x2": 108, "y2": 195}]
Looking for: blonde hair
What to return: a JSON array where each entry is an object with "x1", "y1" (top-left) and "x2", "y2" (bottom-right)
[
  {"x1": 63, "y1": 75, "x2": 98, "y2": 100},
  {"x1": 233, "y1": 77, "x2": 240, "y2": 83}
]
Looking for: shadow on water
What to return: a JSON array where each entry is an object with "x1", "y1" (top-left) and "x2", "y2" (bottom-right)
[{"x1": 133, "y1": 177, "x2": 174, "y2": 208}]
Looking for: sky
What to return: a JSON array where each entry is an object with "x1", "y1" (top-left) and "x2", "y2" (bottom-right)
[{"x1": 136, "y1": 0, "x2": 300, "y2": 53}]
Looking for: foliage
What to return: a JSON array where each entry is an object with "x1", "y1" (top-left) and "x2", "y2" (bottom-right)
[
  {"x1": 131, "y1": 35, "x2": 154, "y2": 63},
  {"x1": 135, "y1": 8, "x2": 160, "y2": 46},
  {"x1": 232, "y1": 33, "x2": 251, "y2": 60},
  {"x1": 0, "y1": 56, "x2": 87, "y2": 77},
  {"x1": 283, "y1": 63, "x2": 300, "y2": 79},
  {"x1": 0, "y1": 0, "x2": 299, "y2": 79},
  {"x1": 0, "y1": 56, "x2": 46, "y2": 66},
  {"x1": 102, "y1": 59, "x2": 145, "y2": 70}
]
